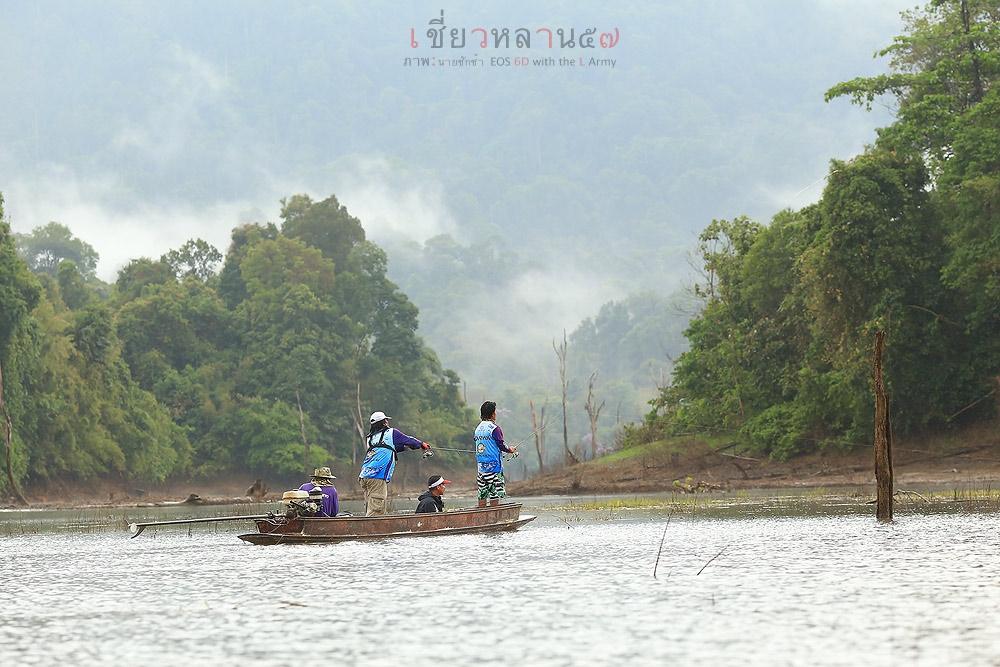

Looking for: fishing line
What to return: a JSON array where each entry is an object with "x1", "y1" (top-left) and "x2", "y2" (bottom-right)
[{"x1": 423, "y1": 421, "x2": 548, "y2": 460}]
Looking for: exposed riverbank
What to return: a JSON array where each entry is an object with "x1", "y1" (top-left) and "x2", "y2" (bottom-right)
[{"x1": 510, "y1": 420, "x2": 1000, "y2": 496}]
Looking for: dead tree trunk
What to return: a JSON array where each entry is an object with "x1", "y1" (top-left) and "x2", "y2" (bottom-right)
[
  {"x1": 553, "y1": 331, "x2": 578, "y2": 466},
  {"x1": 295, "y1": 389, "x2": 310, "y2": 476},
  {"x1": 530, "y1": 400, "x2": 548, "y2": 475},
  {"x1": 872, "y1": 330, "x2": 893, "y2": 522},
  {"x1": 350, "y1": 340, "x2": 370, "y2": 473},
  {"x1": 584, "y1": 371, "x2": 605, "y2": 461},
  {"x1": 0, "y1": 358, "x2": 29, "y2": 506},
  {"x1": 350, "y1": 381, "x2": 365, "y2": 466}
]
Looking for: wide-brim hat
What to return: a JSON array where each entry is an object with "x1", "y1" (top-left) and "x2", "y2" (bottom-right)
[{"x1": 311, "y1": 466, "x2": 337, "y2": 481}]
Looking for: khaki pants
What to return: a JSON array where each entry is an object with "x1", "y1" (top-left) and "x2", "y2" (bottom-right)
[{"x1": 361, "y1": 477, "x2": 389, "y2": 516}]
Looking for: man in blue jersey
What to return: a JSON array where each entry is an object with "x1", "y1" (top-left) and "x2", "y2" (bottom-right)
[
  {"x1": 475, "y1": 401, "x2": 517, "y2": 508},
  {"x1": 359, "y1": 410, "x2": 431, "y2": 515}
]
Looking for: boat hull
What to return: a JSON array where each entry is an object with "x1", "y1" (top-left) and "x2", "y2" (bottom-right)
[{"x1": 237, "y1": 503, "x2": 535, "y2": 545}]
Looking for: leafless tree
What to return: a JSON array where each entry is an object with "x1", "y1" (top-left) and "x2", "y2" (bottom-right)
[
  {"x1": 872, "y1": 331, "x2": 893, "y2": 522},
  {"x1": 350, "y1": 338, "x2": 371, "y2": 467},
  {"x1": 295, "y1": 389, "x2": 310, "y2": 476},
  {"x1": 584, "y1": 371, "x2": 606, "y2": 461},
  {"x1": 350, "y1": 381, "x2": 365, "y2": 466},
  {"x1": 553, "y1": 330, "x2": 578, "y2": 465},
  {"x1": 529, "y1": 399, "x2": 548, "y2": 474}
]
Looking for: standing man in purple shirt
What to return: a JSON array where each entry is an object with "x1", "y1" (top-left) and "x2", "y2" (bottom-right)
[
  {"x1": 298, "y1": 466, "x2": 339, "y2": 517},
  {"x1": 358, "y1": 411, "x2": 432, "y2": 515}
]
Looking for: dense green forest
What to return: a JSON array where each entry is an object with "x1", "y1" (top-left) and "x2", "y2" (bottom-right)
[
  {"x1": 0, "y1": 195, "x2": 470, "y2": 497},
  {"x1": 630, "y1": 0, "x2": 1000, "y2": 458},
  {"x1": 2, "y1": 1, "x2": 995, "y2": 497},
  {"x1": 0, "y1": 195, "x2": 688, "y2": 497},
  {"x1": 0, "y1": 2, "x2": 908, "y2": 471}
]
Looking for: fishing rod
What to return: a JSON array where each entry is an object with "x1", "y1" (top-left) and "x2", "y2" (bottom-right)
[
  {"x1": 128, "y1": 514, "x2": 271, "y2": 539},
  {"x1": 421, "y1": 419, "x2": 550, "y2": 461},
  {"x1": 506, "y1": 420, "x2": 550, "y2": 451},
  {"x1": 422, "y1": 447, "x2": 520, "y2": 461}
]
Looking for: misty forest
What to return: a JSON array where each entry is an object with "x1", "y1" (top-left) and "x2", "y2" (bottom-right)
[
  {"x1": 1, "y1": 0, "x2": 998, "y2": 497},
  {"x1": 5, "y1": 2, "x2": 1000, "y2": 666}
]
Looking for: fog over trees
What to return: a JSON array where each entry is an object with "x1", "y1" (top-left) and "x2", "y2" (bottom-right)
[{"x1": 9, "y1": 1, "x2": 994, "y2": 489}]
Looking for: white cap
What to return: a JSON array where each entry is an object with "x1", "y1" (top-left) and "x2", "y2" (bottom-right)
[{"x1": 369, "y1": 411, "x2": 391, "y2": 424}]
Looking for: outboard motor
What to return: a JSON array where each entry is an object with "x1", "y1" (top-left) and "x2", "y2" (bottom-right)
[
  {"x1": 307, "y1": 486, "x2": 325, "y2": 512},
  {"x1": 281, "y1": 489, "x2": 323, "y2": 518}
]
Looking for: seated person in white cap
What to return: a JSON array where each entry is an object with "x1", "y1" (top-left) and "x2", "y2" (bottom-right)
[
  {"x1": 358, "y1": 411, "x2": 431, "y2": 515},
  {"x1": 416, "y1": 475, "x2": 451, "y2": 513}
]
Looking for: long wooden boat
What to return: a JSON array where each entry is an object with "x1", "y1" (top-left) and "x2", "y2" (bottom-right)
[{"x1": 237, "y1": 502, "x2": 536, "y2": 545}]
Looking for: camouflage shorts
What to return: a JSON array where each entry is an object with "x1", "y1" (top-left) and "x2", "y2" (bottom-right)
[{"x1": 476, "y1": 471, "x2": 506, "y2": 501}]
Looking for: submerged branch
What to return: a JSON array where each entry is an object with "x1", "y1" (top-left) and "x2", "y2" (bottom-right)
[
  {"x1": 696, "y1": 544, "x2": 729, "y2": 576},
  {"x1": 652, "y1": 510, "x2": 674, "y2": 579}
]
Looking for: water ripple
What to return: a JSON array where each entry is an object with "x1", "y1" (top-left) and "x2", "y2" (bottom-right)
[{"x1": 2, "y1": 507, "x2": 999, "y2": 665}]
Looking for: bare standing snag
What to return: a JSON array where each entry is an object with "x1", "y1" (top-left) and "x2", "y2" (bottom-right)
[{"x1": 873, "y1": 330, "x2": 893, "y2": 522}]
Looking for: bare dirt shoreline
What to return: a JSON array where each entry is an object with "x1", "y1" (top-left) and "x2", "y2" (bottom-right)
[{"x1": 509, "y1": 422, "x2": 1000, "y2": 497}]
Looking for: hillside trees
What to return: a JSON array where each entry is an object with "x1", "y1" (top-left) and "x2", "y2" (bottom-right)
[
  {"x1": 113, "y1": 195, "x2": 471, "y2": 478},
  {"x1": 2, "y1": 193, "x2": 471, "y2": 496},
  {"x1": 2, "y1": 205, "x2": 190, "y2": 497},
  {"x1": 638, "y1": 0, "x2": 999, "y2": 457}
]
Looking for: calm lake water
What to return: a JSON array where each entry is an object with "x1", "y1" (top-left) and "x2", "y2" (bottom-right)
[{"x1": 2, "y1": 494, "x2": 1000, "y2": 666}]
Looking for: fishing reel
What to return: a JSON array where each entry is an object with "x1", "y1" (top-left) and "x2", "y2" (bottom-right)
[{"x1": 421, "y1": 450, "x2": 434, "y2": 460}]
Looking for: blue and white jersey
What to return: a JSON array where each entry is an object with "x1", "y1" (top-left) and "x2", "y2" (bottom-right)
[
  {"x1": 359, "y1": 428, "x2": 423, "y2": 482},
  {"x1": 475, "y1": 420, "x2": 507, "y2": 474}
]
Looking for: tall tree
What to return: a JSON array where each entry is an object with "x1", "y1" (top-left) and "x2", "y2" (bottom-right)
[
  {"x1": 529, "y1": 399, "x2": 548, "y2": 474},
  {"x1": 57, "y1": 260, "x2": 92, "y2": 310},
  {"x1": 280, "y1": 194, "x2": 366, "y2": 273},
  {"x1": 825, "y1": 0, "x2": 1000, "y2": 174},
  {"x1": 14, "y1": 222, "x2": 99, "y2": 278},
  {"x1": 161, "y1": 239, "x2": 223, "y2": 281},
  {"x1": 115, "y1": 257, "x2": 176, "y2": 300}
]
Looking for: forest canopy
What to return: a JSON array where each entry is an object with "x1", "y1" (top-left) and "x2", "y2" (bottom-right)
[
  {"x1": 0, "y1": 194, "x2": 470, "y2": 495},
  {"x1": 632, "y1": 0, "x2": 1000, "y2": 458}
]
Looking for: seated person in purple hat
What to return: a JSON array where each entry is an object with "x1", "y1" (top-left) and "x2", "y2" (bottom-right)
[{"x1": 299, "y1": 466, "x2": 340, "y2": 517}]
